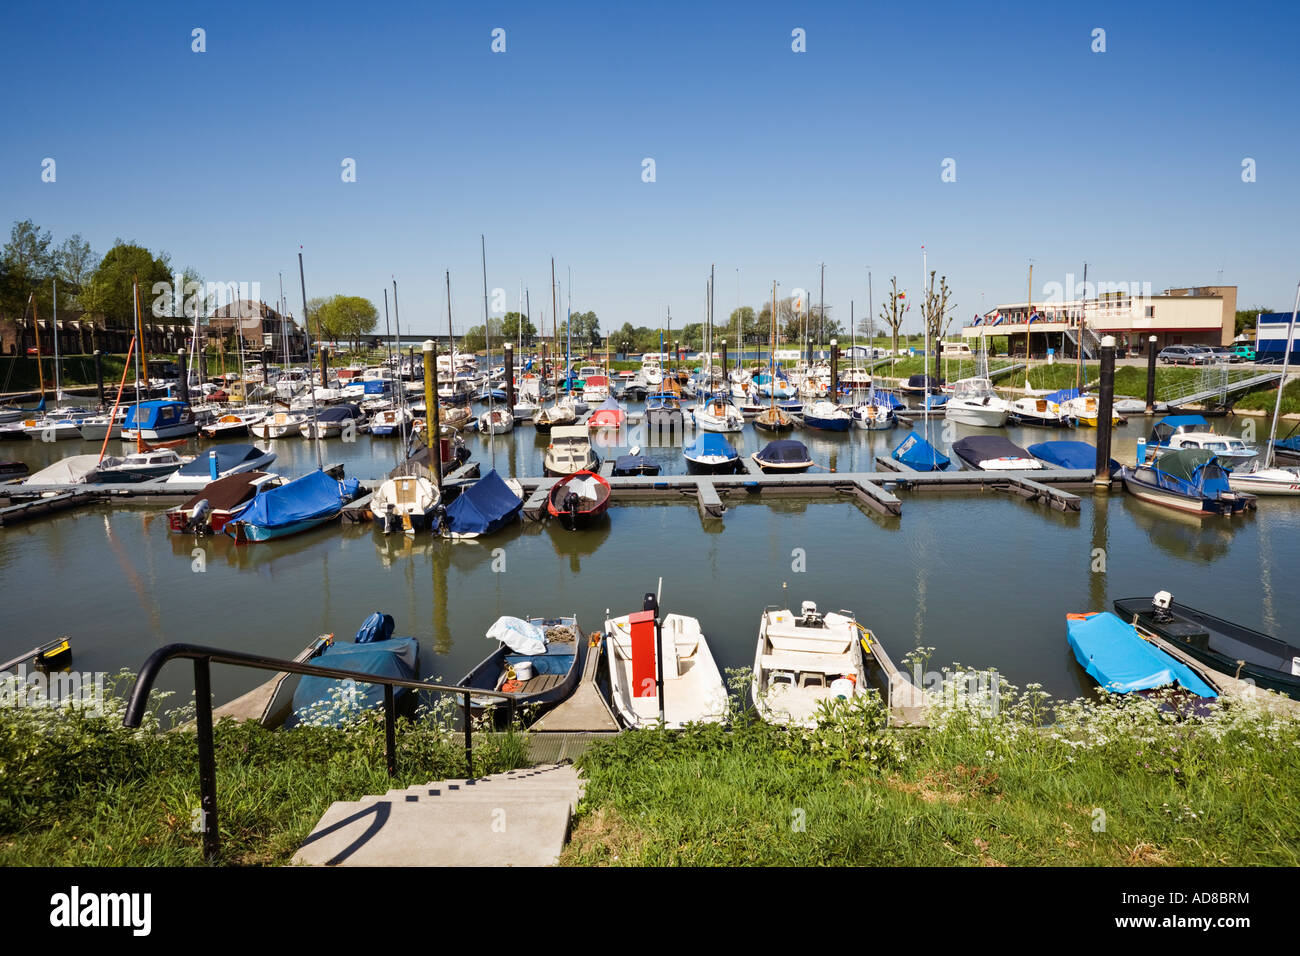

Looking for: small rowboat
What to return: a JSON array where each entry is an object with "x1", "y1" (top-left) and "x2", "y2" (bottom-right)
[
  {"x1": 456, "y1": 615, "x2": 585, "y2": 720},
  {"x1": 546, "y1": 469, "x2": 611, "y2": 530}
]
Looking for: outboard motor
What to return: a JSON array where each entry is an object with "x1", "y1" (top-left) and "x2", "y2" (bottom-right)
[
  {"x1": 1152, "y1": 590, "x2": 1174, "y2": 624},
  {"x1": 799, "y1": 600, "x2": 824, "y2": 627},
  {"x1": 186, "y1": 498, "x2": 211, "y2": 534},
  {"x1": 382, "y1": 502, "x2": 396, "y2": 535}
]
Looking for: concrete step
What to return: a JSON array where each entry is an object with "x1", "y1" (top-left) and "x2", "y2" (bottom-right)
[{"x1": 293, "y1": 764, "x2": 583, "y2": 866}]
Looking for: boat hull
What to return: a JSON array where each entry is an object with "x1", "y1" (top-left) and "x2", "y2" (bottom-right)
[
  {"x1": 944, "y1": 402, "x2": 1009, "y2": 427},
  {"x1": 1121, "y1": 468, "x2": 1253, "y2": 516}
]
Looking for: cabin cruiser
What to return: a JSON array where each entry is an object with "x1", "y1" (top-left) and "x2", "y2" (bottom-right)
[
  {"x1": 691, "y1": 394, "x2": 744, "y2": 432},
  {"x1": 543, "y1": 424, "x2": 600, "y2": 476},
  {"x1": 943, "y1": 378, "x2": 1010, "y2": 427}
]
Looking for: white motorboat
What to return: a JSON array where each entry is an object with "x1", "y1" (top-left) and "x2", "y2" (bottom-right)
[
  {"x1": 95, "y1": 448, "x2": 193, "y2": 482},
  {"x1": 1228, "y1": 463, "x2": 1300, "y2": 495},
  {"x1": 604, "y1": 605, "x2": 727, "y2": 730},
  {"x1": 752, "y1": 602, "x2": 867, "y2": 728},
  {"x1": 943, "y1": 377, "x2": 1010, "y2": 427},
  {"x1": 371, "y1": 474, "x2": 441, "y2": 534},
  {"x1": 200, "y1": 409, "x2": 268, "y2": 439},
  {"x1": 77, "y1": 407, "x2": 129, "y2": 441},
  {"x1": 478, "y1": 408, "x2": 515, "y2": 435},
  {"x1": 162, "y1": 444, "x2": 277, "y2": 486},
  {"x1": 691, "y1": 395, "x2": 744, "y2": 432},
  {"x1": 369, "y1": 406, "x2": 414, "y2": 437},
  {"x1": 543, "y1": 424, "x2": 599, "y2": 476},
  {"x1": 22, "y1": 415, "x2": 86, "y2": 441},
  {"x1": 249, "y1": 410, "x2": 309, "y2": 439},
  {"x1": 1007, "y1": 395, "x2": 1072, "y2": 427},
  {"x1": 1153, "y1": 431, "x2": 1258, "y2": 465}
]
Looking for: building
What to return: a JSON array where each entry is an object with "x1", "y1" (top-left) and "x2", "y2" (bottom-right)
[
  {"x1": 961, "y1": 285, "x2": 1237, "y2": 358},
  {"x1": 1256, "y1": 312, "x2": 1300, "y2": 363},
  {"x1": 207, "y1": 300, "x2": 307, "y2": 359}
]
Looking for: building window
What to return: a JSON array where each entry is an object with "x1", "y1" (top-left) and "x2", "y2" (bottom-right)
[{"x1": 1145, "y1": 306, "x2": 1155, "y2": 318}]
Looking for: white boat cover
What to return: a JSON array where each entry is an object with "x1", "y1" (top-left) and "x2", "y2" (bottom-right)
[
  {"x1": 487, "y1": 616, "x2": 547, "y2": 655},
  {"x1": 23, "y1": 455, "x2": 102, "y2": 484}
]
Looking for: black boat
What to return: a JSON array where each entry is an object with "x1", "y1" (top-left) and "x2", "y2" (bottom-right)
[
  {"x1": 951, "y1": 435, "x2": 1042, "y2": 471},
  {"x1": 901, "y1": 373, "x2": 944, "y2": 397},
  {"x1": 612, "y1": 451, "x2": 661, "y2": 476},
  {"x1": 752, "y1": 439, "x2": 814, "y2": 473},
  {"x1": 456, "y1": 615, "x2": 585, "y2": 721},
  {"x1": 1114, "y1": 593, "x2": 1300, "y2": 698}
]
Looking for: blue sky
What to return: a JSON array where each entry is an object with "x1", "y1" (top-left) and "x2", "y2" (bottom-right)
[{"x1": 3, "y1": 0, "x2": 1297, "y2": 336}]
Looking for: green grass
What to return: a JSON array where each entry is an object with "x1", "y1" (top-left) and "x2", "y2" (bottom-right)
[
  {"x1": 1234, "y1": 377, "x2": 1300, "y2": 416},
  {"x1": 0, "y1": 673, "x2": 528, "y2": 866},
  {"x1": 563, "y1": 668, "x2": 1300, "y2": 866}
]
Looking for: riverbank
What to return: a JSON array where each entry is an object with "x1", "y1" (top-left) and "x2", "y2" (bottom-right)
[{"x1": 562, "y1": 670, "x2": 1300, "y2": 866}]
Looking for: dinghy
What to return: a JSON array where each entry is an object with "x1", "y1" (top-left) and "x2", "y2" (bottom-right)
[
  {"x1": 456, "y1": 615, "x2": 585, "y2": 717},
  {"x1": 952, "y1": 436, "x2": 1042, "y2": 471},
  {"x1": 604, "y1": 596, "x2": 727, "y2": 729},
  {"x1": 371, "y1": 473, "x2": 441, "y2": 535},
  {"x1": 1066, "y1": 611, "x2": 1218, "y2": 699},
  {"x1": 166, "y1": 471, "x2": 284, "y2": 535},
  {"x1": 1115, "y1": 591, "x2": 1300, "y2": 698},
  {"x1": 546, "y1": 470, "x2": 612, "y2": 530},
  {"x1": 683, "y1": 432, "x2": 740, "y2": 474},
  {"x1": 752, "y1": 439, "x2": 814, "y2": 473},
  {"x1": 752, "y1": 601, "x2": 869, "y2": 727}
]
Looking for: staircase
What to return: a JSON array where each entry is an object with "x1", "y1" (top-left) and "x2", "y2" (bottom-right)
[
  {"x1": 1063, "y1": 325, "x2": 1100, "y2": 360},
  {"x1": 292, "y1": 763, "x2": 584, "y2": 866}
]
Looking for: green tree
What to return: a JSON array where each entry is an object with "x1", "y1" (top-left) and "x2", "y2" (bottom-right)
[
  {"x1": 879, "y1": 277, "x2": 909, "y2": 358},
  {"x1": 1, "y1": 219, "x2": 57, "y2": 320},
  {"x1": 82, "y1": 241, "x2": 173, "y2": 331},
  {"x1": 315, "y1": 295, "x2": 379, "y2": 354},
  {"x1": 55, "y1": 234, "x2": 99, "y2": 310},
  {"x1": 1235, "y1": 305, "x2": 1271, "y2": 338},
  {"x1": 501, "y1": 311, "x2": 536, "y2": 343},
  {"x1": 461, "y1": 324, "x2": 486, "y2": 352}
]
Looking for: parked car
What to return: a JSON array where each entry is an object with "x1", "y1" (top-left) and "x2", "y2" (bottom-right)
[
  {"x1": 1159, "y1": 345, "x2": 1211, "y2": 365},
  {"x1": 1204, "y1": 346, "x2": 1238, "y2": 364},
  {"x1": 1230, "y1": 344, "x2": 1256, "y2": 362}
]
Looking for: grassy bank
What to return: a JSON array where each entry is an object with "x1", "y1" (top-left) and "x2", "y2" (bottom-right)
[
  {"x1": 563, "y1": 668, "x2": 1300, "y2": 866},
  {"x1": 0, "y1": 673, "x2": 527, "y2": 866}
]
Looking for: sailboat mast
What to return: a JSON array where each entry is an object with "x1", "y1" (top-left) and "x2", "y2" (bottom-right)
[
  {"x1": 298, "y1": 251, "x2": 323, "y2": 470},
  {"x1": 52, "y1": 279, "x2": 60, "y2": 401},
  {"x1": 31, "y1": 295, "x2": 45, "y2": 400},
  {"x1": 393, "y1": 278, "x2": 408, "y2": 451},
  {"x1": 1076, "y1": 263, "x2": 1087, "y2": 392},
  {"x1": 1265, "y1": 281, "x2": 1300, "y2": 470},
  {"x1": 481, "y1": 235, "x2": 495, "y2": 471},
  {"x1": 132, "y1": 277, "x2": 145, "y2": 453}
]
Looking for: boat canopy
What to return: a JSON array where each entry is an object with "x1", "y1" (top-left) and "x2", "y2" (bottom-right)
[
  {"x1": 1043, "y1": 387, "x2": 1081, "y2": 404},
  {"x1": 756, "y1": 440, "x2": 812, "y2": 464},
  {"x1": 906, "y1": 374, "x2": 944, "y2": 389},
  {"x1": 316, "y1": 404, "x2": 364, "y2": 422},
  {"x1": 1029, "y1": 440, "x2": 1107, "y2": 471},
  {"x1": 122, "y1": 400, "x2": 189, "y2": 428},
  {"x1": 178, "y1": 471, "x2": 272, "y2": 512},
  {"x1": 684, "y1": 433, "x2": 738, "y2": 461},
  {"x1": 953, "y1": 436, "x2": 1033, "y2": 463},
  {"x1": 173, "y1": 444, "x2": 271, "y2": 477},
  {"x1": 229, "y1": 469, "x2": 359, "y2": 528},
  {"x1": 1067, "y1": 612, "x2": 1217, "y2": 697},
  {"x1": 891, "y1": 433, "x2": 950, "y2": 471},
  {"x1": 1150, "y1": 414, "x2": 1209, "y2": 444},
  {"x1": 285, "y1": 632, "x2": 419, "y2": 728},
  {"x1": 613, "y1": 453, "x2": 660, "y2": 475},
  {"x1": 22, "y1": 454, "x2": 102, "y2": 485},
  {"x1": 1154, "y1": 448, "x2": 1230, "y2": 494},
  {"x1": 443, "y1": 468, "x2": 522, "y2": 536}
]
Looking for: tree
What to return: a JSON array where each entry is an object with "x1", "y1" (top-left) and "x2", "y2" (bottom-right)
[
  {"x1": 501, "y1": 311, "x2": 536, "y2": 344},
  {"x1": 81, "y1": 241, "x2": 173, "y2": 332},
  {"x1": 879, "y1": 276, "x2": 910, "y2": 358},
  {"x1": 56, "y1": 234, "x2": 99, "y2": 310},
  {"x1": 316, "y1": 295, "x2": 379, "y2": 353},
  {"x1": 1235, "y1": 306, "x2": 1270, "y2": 338},
  {"x1": 565, "y1": 310, "x2": 601, "y2": 349},
  {"x1": 1, "y1": 219, "x2": 57, "y2": 320},
  {"x1": 920, "y1": 271, "x2": 956, "y2": 378}
]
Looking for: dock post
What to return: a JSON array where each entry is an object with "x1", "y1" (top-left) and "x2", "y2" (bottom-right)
[
  {"x1": 830, "y1": 338, "x2": 839, "y2": 399},
  {"x1": 720, "y1": 339, "x2": 727, "y2": 384},
  {"x1": 178, "y1": 349, "x2": 189, "y2": 404},
  {"x1": 1096, "y1": 335, "x2": 1116, "y2": 486},
  {"x1": 1145, "y1": 334, "x2": 1158, "y2": 413},
  {"x1": 423, "y1": 339, "x2": 439, "y2": 489},
  {"x1": 504, "y1": 342, "x2": 515, "y2": 413},
  {"x1": 93, "y1": 350, "x2": 105, "y2": 407},
  {"x1": 319, "y1": 345, "x2": 329, "y2": 388},
  {"x1": 261, "y1": 349, "x2": 270, "y2": 386}
]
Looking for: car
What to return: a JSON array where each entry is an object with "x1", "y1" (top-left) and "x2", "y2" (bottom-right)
[
  {"x1": 1203, "y1": 346, "x2": 1237, "y2": 364},
  {"x1": 1158, "y1": 345, "x2": 1208, "y2": 365},
  {"x1": 1230, "y1": 344, "x2": 1256, "y2": 362}
]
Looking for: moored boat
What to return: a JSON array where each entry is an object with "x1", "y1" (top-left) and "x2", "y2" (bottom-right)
[
  {"x1": 543, "y1": 424, "x2": 600, "y2": 476},
  {"x1": 546, "y1": 469, "x2": 612, "y2": 530},
  {"x1": 225, "y1": 469, "x2": 361, "y2": 542},
  {"x1": 442, "y1": 468, "x2": 524, "y2": 538},
  {"x1": 752, "y1": 601, "x2": 868, "y2": 727},
  {"x1": 456, "y1": 615, "x2": 585, "y2": 717},
  {"x1": 801, "y1": 400, "x2": 851, "y2": 432},
  {"x1": 162, "y1": 444, "x2": 276, "y2": 486},
  {"x1": 1121, "y1": 448, "x2": 1255, "y2": 516},
  {"x1": 890, "y1": 432, "x2": 951, "y2": 471},
  {"x1": 683, "y1": 432, "x2": 740, "y2": 474},
  {"x1": 1066, "y1": 610, "x2": 1218, "y2": 700},
  {"x1": 952, "y1": 435, "x2": 1042, "y2": 471},
  {"x1": 166, "y1": 471, "x2": 283, "y2": 534},
  {"x1": 120, "y1": 400, "x2": 197, "y2": 441},
  {"x1": 752, "y1": 439, "x2": 814, "y2": 473}
]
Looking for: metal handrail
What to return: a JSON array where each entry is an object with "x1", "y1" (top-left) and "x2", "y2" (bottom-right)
[{"x1": 122, "y1": 642, "x2": 516, "y2": 862}]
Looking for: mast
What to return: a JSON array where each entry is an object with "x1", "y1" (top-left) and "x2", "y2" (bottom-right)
[
  {"x1": 383, "y1": 288, "x2": 392, "y2": 373},
  {"x1": 31, "y1": 295, "x2": 46, "y2": 400},
  {"x1": 446, "y1": 269, "x2": 454, "y2": 381},
  {"x1": 52, "y1": 278, "x2": 61, "y2": 402},
  {"x1": 393, "y1": 277, "x2": 408, "y2": 450},
  {"x1": 1265, "y1": 281, "x2": 1300, "y2": 470},
  {"x1": 298, "y1": 250, "x2": 323, "y2": 470},
  {"x1": 552, "y1": 257, "x2": 562, "y2": 398},
  {"x1": 132, "y1": 277, "x2": 145, "y2": 453},
  {"x1": 1076, "y1": 263, "x2": 1087, "y2": 393},
  {"x1": 481, "y1": 235, "x2": 495, "y2": 471}
]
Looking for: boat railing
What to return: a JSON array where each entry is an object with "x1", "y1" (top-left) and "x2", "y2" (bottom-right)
[{"x1": 122, "y1": 642, "x2": 518, "y2": 862}]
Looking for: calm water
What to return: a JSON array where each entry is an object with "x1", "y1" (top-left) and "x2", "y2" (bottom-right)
[{"x1": 2, "y1": 401, "x2": 1296, "y2": 712}]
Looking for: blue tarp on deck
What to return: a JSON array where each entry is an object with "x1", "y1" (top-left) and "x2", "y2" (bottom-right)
[
  {"x1": 285, "y1": 633, "x2": 420, "y2": 728},
  {"x1": 1067, "y1": 612, "x2": 1217, "y2": 697},
  {"x1": 444, "y1": 468, "x2": 522, "y2": 536},
  {"x1": 684, "y1": 432, "x2": 739, "y2": 461},
  {"x1": 228, "y1": 469, "x2": 358, "y2": 529},
  {"x1": 891, "y1": 433, "x2": 950, "y2": 471}
]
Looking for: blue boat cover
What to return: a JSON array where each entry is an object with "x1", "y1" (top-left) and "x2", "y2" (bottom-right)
[
  {"x1": 444, "y1": 468, "x2": 522, "y2": 536},
  {"x1": 684, "y1": 432, "x2": 739, "y2": 461},
  {"x1": 316, "y1": 404, "x2": 364, "y2": 422},
  {"x1": 123, "y1": 400, "x2": 188, "y2": 428},
  {"x1": 363, "y1": 380, "x2": 386, "y2": 394},
  {"x1": 756, "y1": 439, "x2": 811, "y2": 464},
  {"x1": 1150, "y1": 414, "x2": 1209, "y2": 445},
  {"x1": 285, "y1": 634, "x2": 420, "y2": 728},
  {"x1": 1067, "y1": 612, "x2": 1217, "y2": 697},
  {"x1": 355, "y1": 611, "x2": 395, "y2": 644},
  {"x1": 891, "y1": 433, "x2": 950, "y2": 470},
  {"x1": 1043, "y1": 387, "x2": 1080, "y2": 404},
  {"x1": 175, "y1": 444, "x2": 267, "y2": 476},
  {"x1": 1028, "y1": 440, "x2": 1119, "y2": 476},
  {"x1": 229, "y1": 469, "x2": 358, "y2": 528},
  {"x1": 870, "y1": 391, "x2": 905, "y2": 410}
]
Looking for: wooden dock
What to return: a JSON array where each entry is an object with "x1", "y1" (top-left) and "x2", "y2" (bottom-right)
[{"x1": 529, "y1": 633, "x2": 620, "y2": 734}]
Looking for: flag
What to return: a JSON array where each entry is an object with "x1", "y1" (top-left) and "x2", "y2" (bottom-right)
[{"x1": 898, "y1": 292, "x2": 907, "y2": 300}]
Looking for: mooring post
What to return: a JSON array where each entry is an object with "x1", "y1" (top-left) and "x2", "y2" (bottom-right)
[
  {"x1": 319, "y1": 345, "x2": 329, "y2": 387},
  {"x1": 261, "y1": 349, "x2": 270, "y2": 386},
  {"x1": 720, "y1": 339, "x2": 728, "y2": 387},
  {"x1": 93, "y1": 350, "x2": 105, "y2": 406},
  {"x1": 830, "y1": 338, "x2": 839, "y2": 399},
  {"x1": 504, "y1": 342, "x2": 515, "y2": 413},
  {"x1": 463, "y1": 691, "x2": 473, "y2": 778},
  {"x1": 1145, "y1": 334, "x2": 1158, "y2": 413},
  {"x1": 177, "y1": 349, "x2": 189, "y2": 404},
  {"x1": 423, "y1": 339, "x2": 439, "y2": 489},
  {"x1": 1096, "y1": 335, "x2": 1116, "y2": 486}
]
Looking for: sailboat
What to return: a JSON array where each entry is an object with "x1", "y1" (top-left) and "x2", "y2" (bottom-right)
[
  {"x1": 1229, "y1": 283, "x2": 1300, "y2": 495},
  {"x1": 755, "y1": 281, "x2": 794, "y2": 433},
  {"x1": 890, "y1": 251, "x2": 950, "y2": 470}
]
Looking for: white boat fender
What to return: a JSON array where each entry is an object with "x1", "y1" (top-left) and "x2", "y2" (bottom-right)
[{"x1": 830, "y1": 676, "x2": 856, "y2": 700}]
